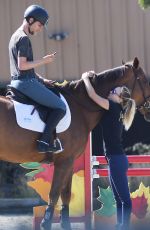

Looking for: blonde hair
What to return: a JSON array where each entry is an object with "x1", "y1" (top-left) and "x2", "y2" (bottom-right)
[{"x1": 120, "y1": 86, "x2": 136, "y2": 131}]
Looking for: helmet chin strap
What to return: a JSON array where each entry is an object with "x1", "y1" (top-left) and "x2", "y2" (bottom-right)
[
  {"x1": 27, "y1": 18, "x2": 36, "y2": 35},
  {"x1": 44, "y1": 24, "x2": 52, "y2": 38},
  {"x1": 28, "y1": 26, "x2": 34, "y2": 35}
]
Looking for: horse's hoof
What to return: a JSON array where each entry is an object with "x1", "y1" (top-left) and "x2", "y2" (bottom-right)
[
  {"x1": 60, "y1": 205, "x2": 72, "y2": 230},
  {"x1": 40, "y1": 219, "x2": 52, "y2": 230},
  {"x1": 61, "y1": 221, "x2": 72, "y2": 230}
]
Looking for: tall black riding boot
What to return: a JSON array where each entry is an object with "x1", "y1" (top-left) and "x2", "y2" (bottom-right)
[{"x1": 37, "y1": 108, "x2": 66, "y2": 153}]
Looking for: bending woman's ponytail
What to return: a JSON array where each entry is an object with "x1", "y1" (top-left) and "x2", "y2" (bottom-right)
[{"x1": 120, "y1": 86, "x2": 136, "y2": 131}]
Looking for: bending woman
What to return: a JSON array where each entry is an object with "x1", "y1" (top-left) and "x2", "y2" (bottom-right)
[{"x1": 82, "y1": 71, "x2": 136, "y2": 230}]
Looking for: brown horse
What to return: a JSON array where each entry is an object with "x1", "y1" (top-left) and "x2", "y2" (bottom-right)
[{"x1": 0, "y1": 57, "x2": 150, "y2": 230}]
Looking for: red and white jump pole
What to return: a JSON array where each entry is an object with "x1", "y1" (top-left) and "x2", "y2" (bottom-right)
[{"x1": 84, "y1": 135, "x2": 150, "y2": 229}]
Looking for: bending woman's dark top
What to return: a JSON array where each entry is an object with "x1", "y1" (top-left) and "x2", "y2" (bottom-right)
[{"x1": 101, "y1": 100, "x2": 124, "y2": 156}]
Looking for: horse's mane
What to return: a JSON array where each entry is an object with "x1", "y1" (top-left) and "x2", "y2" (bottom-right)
[
  {"x1": 59, "y1": 65, "x2": 125, "y2": 94},
  {"x1": 95, "y1": 65, "x2": 125, "y2": 84}
]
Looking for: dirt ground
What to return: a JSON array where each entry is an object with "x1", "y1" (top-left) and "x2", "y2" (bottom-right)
[
  {"x1": 0, "y1": 213, "x2": 85, "y2": 230},
  {"x1": 1, "y1": 214, "x2": 149, "y2": 230},
  {"x1": 0, "y1": 214, "x2": 32, "y2": 230}
]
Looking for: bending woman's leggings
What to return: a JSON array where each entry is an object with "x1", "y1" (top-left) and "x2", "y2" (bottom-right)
[{"x1": 106, "y1": 154, "x2": 132, "y2": 229}]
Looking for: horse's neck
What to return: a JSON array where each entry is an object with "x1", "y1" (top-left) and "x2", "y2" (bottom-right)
[
  {"x1": 64, "y1": 80, "x2": 102, "y2": 111},
  {"x1": 61, "y1": 67, "x2": 132, "y2": 131}
]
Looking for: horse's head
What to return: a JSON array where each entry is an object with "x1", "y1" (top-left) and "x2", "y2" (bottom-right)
[
  {"x1": 92, "y1": 57, "x2": 150, "y2": 122},
  {"x1": 124, "y1": 57, "x2": 150, "y2": 122}
]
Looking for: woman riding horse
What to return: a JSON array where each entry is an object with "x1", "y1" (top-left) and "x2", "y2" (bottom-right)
[{"x1": 9, "y1": 5, "x2": 66, "y2": 154}]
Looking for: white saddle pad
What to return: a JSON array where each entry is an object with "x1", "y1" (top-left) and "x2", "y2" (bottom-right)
[{"x1": 13, "y1": 94, "x2": 71, "y2": 133}]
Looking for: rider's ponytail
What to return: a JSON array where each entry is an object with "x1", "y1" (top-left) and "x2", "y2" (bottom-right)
[{"x1": 120, "y1": 86, "x2": 136, "y2": 131}]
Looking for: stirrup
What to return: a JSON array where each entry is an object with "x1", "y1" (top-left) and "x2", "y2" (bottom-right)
[
  {"x1": 37, "y1": 140, "x2": 55, "y2": 153},
  {"x1": 53, "y1": 138, "x2": 64, "y2": 154},
  {"x1": 37, "y1": 139, "x2": 64, "y2": 154}
]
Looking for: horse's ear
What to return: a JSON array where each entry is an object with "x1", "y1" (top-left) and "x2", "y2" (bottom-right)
[
  {"x1": 122, "y1": 60, "x2": 125, "y2": 65},
  {"x1": 133, "y1": 57, "x2": 139, "y2": 69}
]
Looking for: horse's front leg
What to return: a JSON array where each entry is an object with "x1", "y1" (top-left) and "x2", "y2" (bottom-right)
[
  {"x1": 60, "y1": 167, "x2": 73, "y2": 230},
  {"x1": 40, "y1": 159, "x2": 73, "y2": 230}
]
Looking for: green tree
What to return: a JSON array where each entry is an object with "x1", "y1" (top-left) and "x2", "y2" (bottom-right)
[{"x1": 138, "y1": 0, "x2": 150, "y2": 9}]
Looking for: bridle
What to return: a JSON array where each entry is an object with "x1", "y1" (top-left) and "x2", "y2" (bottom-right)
[{"x1": 126, "y1": 64, "x2": 150, "y2": 112}]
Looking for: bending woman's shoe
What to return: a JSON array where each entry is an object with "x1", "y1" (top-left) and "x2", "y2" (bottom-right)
[{"x1": 115, "y1": 224, "x2": 121, "y2": 230}]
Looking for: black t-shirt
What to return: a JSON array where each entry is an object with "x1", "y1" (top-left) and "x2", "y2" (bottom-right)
[
  {"x1": 101, "y1": 100, "x2": 124, "y2": 156},
  {"x1": 9, "y1": 28, "x2": 35, "y2": 79}
]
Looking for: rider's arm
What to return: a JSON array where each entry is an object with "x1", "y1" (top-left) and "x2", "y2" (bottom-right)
[
  {"x1": 17, "y1": 36, "x2": 56, "y2": 71},
  {"x1": 82, "y1": 71, "x2": 109, "y2": 110},
  {"x1": 18, "y1": 53, "x2": 56, "y2": 71}
]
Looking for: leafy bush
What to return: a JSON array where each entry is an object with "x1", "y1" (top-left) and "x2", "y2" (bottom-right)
[
  {"x1": 138, "y1": 0, "x2": 150, "y2": 9},
  {"x1": 0, "y1": 161, "x2": 39, "y2": 198},
  {"x1": 125, "y1": 142, "x2": 150, "y2": 155}
]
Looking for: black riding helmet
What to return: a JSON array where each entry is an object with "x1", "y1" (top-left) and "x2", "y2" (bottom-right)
[{"x1": 24, "y1": 5, "x2": 49, "y2": 26}]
